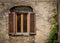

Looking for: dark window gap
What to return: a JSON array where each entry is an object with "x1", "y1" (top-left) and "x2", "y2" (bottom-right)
[
  {"x1": 17, "y1": 14, "x2": 21, "y2": 32},
  {"x1": 23, "y1": 14, "x2": 27, "y2": 32}
]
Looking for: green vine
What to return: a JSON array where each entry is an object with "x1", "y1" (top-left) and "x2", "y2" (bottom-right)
[{"x1": 47, "y1": 8, "x2": 58, "y2": 43}]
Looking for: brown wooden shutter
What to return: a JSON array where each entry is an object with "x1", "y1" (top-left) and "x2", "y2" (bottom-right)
[
  {"x1": 9, "y1": 12, "x2": 16, "y2": 35},
  {"x1": 30, "y1": 13, "x2": 36, "y2": 34}
]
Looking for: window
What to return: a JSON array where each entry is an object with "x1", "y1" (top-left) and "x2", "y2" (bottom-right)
[{"x1": 9, "y1": 6, "x2": 35, "y2": 35}]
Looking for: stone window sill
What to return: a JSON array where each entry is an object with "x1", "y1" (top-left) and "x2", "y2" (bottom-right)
[{"x1": 9, "y1": 33, "x2": 36, "y2": 36}]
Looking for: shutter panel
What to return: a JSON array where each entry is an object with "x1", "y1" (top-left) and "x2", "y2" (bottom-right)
[
  {"x1": 9, "y1": 12, "x2": 16, "y2": 35},
  {"x1": 30, "y1": 13, "x2": 36, "y2": 34}
]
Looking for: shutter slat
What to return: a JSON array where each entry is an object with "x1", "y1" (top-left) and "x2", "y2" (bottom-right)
[
  {"x1": 30, "y1": 13, "x2": 35, "y2": 34},
  {"x1": 9, "y1": 12, "x2": 16, "y2": 35}
]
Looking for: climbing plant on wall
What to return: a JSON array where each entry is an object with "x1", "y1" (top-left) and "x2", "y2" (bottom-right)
[{"x1": 47, "y1": 8, "x2": 58, "y2": 43}]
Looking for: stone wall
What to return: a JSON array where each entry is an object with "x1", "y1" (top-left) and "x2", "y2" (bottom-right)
[{"x1": 0, "y1": 0, "x2": 57, "y2": 43}]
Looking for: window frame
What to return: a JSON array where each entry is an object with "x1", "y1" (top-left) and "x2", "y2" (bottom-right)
[{"x1": 15, "y1": 12, "x2": 29, "y2": 35}]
